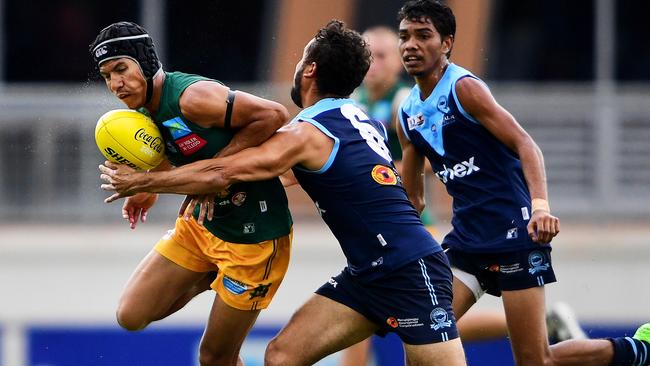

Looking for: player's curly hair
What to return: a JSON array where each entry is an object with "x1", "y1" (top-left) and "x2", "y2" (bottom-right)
[
  {"x1": 398, "y1": 0, "x2": 456, "y2": 57},
  {"x1": 305, "y1": 20, "x2": 371, "y2": 97}
]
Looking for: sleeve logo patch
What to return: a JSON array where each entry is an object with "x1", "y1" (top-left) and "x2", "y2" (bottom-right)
[{"x1": 371, "y1": 165, "x2": 397, "y2": 185}]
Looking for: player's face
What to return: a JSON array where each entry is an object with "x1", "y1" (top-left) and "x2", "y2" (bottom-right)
[
  {"x1": 398, "y1": 18, "x2": 451, "y2": 77},
  {"x1": 99, "y1": 58, "x2": 147, "y2": 109},
  {"x1": 364, "y1": 32, "x2": 402, "y2": 87},
  {"x1": 290, "y1": 40, "x2": 313, "y2": 108}
]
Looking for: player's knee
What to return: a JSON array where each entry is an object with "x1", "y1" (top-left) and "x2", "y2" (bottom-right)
[
  {"x1": 264, "y1": 338, "x2": 293, "y2": 366},
  {"x1": 198, "y1": 345, "x2": 238, "y2": 366},
  {"x1": 115, "y1": 306, "x2": 149, "y2": 331}
]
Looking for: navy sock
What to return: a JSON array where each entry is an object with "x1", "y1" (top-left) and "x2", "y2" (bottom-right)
[{"x1": 610, "y1": 337, "x2": 650, "y2": 366}]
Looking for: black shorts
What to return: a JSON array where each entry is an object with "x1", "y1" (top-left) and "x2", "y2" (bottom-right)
[
  {"x1": 446, "y1": 246, "x2": 557, "y2": 297},
  {"x1": 316, "y1": 251, "x2": 459, "y2": 345}
]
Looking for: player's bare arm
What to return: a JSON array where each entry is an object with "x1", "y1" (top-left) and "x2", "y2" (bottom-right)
[
  {"x1": 180, "y1": 81, "x2": 290, "y2": 157},
  {"x1": 100, "y1": 121, "x2": 332, "y2": 201},
  {"x1": 121, "y1": 157, "x2": 173, "y2": 229},
  {"x1": 455, "y1": 77, "x2": 560, "y2": 243},
  {"x1": 397, "y1": 116, "x2": 427, "y2": 213},
  {"x1": 177, "y1": 81, "x2": 290, "y2": 221}
]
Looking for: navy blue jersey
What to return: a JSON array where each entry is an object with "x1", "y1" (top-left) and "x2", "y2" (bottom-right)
[
  {"x1": 398, "y1": 64, "x2": 538, "y2": 253},
  {"x1": 291, "y1": 98, "x2": 441, "y2": 282}
]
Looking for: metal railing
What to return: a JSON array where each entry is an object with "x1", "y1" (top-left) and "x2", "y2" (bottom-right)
[{"x1": 0, "y1": 83, "x2": 649, "y2": 223}]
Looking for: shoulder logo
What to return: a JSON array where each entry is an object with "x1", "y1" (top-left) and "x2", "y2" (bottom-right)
[
  {"x1": 407, "y1": 113, "x2": 425, "y2": 130},
  {"x1": 371, "y1": 165, "x2": 398, "y2": 185}
]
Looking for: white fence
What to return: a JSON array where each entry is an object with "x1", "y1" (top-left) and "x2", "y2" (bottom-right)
[{"x1": 0, "y1": 83, "x2": 649, "y2": 223}]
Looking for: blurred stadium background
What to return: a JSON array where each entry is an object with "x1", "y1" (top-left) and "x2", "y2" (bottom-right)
[{"x1": 0, "y1": 0, "x2": 648, "y2": 365}]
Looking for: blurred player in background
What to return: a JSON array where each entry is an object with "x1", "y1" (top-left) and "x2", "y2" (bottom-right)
[
  {"x1": 90, "y1": 21, "x2": 293, "y2": 366},
  {"x1": 396, "y1": 1, "x2": 650, "y2": 365},
  {"x1": 100, "y1": 19, "x2": 467, "y2": 366}
]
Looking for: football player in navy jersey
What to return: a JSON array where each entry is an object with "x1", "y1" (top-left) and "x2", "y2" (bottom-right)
[
  {"x1": 100, "y1": 20, "x2": 467, "y2": 366},
  {"x1": 395, "y1": 1, "x2": 650, "y2": 366}
]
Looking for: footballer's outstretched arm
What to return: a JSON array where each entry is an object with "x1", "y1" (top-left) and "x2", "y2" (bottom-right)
[{"x1": 100, "y1": 121, "x2": 333, "y2": 200}]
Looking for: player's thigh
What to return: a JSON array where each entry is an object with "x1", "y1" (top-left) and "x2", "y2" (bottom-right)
[
  {"x1": 119, "y1": 250, "x2": 206, "y2": 316},
  {"x1": 451, "y1": 274, "x2": 478, "y2": 320},
  {"x1": 403, "y1": 338, "x2": 466, "y2": 366},
  {"x1": 199, "y1": 293, "x2": 261, "y2": 360},
  {"x1": 267, "y1": 294, "x2": 378, "y2": 365},
  {"x1": 502, "y1": 286, "x2": 552, "y2": 365}
]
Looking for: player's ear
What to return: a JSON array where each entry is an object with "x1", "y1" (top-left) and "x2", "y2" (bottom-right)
[
  {"x1": 303, "y1": 62, "x2": 317, "y2": 78},
  {"x1": 441, "y1": 35, "x2": 454, "y2": 56}
]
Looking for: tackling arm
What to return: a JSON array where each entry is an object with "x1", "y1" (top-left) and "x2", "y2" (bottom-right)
[{"x1": 100, "y1": 122, "x2": 332, "y2": 199}]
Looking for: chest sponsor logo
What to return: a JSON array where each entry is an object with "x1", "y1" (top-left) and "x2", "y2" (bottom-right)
[
  {"x1": 435, "y1": 156, "x2": 480, "y2": 183},
  {"x1": 371, "y1": 165, "x2": 398, "y2": 185},
  {"x1": 175, "y1": 134, "x2": 207, "y2": 156},
  {"x1": 407, "y1": 113, "x2": 425, "y2": 130},
  {"x1": 528, "y1": 251, "x2": 550, "y2": 274}
]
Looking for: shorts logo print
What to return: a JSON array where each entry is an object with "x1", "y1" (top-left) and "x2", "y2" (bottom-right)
[
  {"x1": 249, "y1": 283, "x2": 271, "y2": 299},
  {"x1": 387, "y1": 317, "x2": 399, "y2": 328},
  {"x1": 430, "y1": 307, "x2": 452, "y2": 330},
  {"x1": 528, "y1": 251, "x2": 550, "y2": 274},
  {"x1": 223, "y1": 276, "x2": 248, "y2": 295}
]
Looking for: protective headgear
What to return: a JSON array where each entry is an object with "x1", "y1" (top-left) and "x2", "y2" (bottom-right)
[{"x1": 90, "y1": 21, "x2": 161, "y2": 104}]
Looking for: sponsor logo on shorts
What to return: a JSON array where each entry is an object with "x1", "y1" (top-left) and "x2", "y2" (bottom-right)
[
  {"x1": 249, "y1": 283, "x2": 271, "y2": 299},
  {"x1": 223, "y1": 276, "x2": 248, "y2": 295},
  {"x1": 231, "y1": 192, "x2": 247, "y2": 206},
  {"x1": 528, "y1": 251, "x2": 550, "y2": 274},
  {"x1": 328, "y1": 278, "x2": 338, "y2": 288},
  {"x1": 487, "y1": 264, "x2": 500, "y2": 273},
  {"x1": 371, "y1": 165, "x2": 398, "y2": 185},
  {"x1": 488, "y1": 262, "x2": 522, "y2": 274},
  {"x1": 386, "y1": 317, "x2": 399, "y2": 328},
  {"x1": 430, "y1": 308, "x2": 452, "y2": 330},
  {"x1": 259, "y1": 201, "x2": 267, "y2": 212}
]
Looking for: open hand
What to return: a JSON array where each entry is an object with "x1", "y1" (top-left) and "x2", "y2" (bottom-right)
[{"x1": 99, "y1": 161, "x2": 145, "y2": 203}]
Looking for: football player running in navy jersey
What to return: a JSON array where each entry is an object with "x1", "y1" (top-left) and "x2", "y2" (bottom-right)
[
  {"x1": 100, "y1": 20, "x2": 467, "y2": 366},
  {"x1": 396, "y1": 1, "x2": 650, "y2": 366}
]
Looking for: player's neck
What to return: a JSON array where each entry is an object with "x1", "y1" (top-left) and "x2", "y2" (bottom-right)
[
  {"x1": 143, "y1": 72, "x2": 165, "y2": 117},
  {"x1": 415, "y1": 59, "x2": 449, "y2": 101}
]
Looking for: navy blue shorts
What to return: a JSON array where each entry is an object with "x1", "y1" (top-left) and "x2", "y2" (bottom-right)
[
  {"x1": 316, "y1": 251, "x2": 459, "y2": 345},
  {"x1": 445, "y1": 246, "x2": 557, "y2": 297}
]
